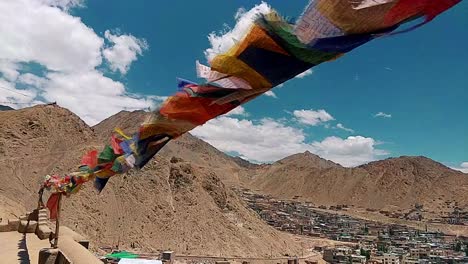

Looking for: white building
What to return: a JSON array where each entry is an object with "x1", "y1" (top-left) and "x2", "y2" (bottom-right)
[{"x1": 376, "y1": 253, "x2": 400, "y2": 264}]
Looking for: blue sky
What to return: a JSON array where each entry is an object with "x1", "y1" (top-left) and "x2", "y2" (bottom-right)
[{"x1": 0, "y1": 0, "x2": 466, "y2": 170}]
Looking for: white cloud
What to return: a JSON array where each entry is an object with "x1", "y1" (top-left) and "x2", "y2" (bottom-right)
[
  {"x1": 192, "y1": 117, "x2": 307, "y2": 162},
  {"x1": 42, "y1": 71, "x2": 157, "y2": 125},
  {"x1": 0, "y1": 0, "x2": 103, "y2": 73},
  {"x1": 39, "y1": 0, "x2": 84, "y2": 11},
  {"x1": 311, "y1": 136, "x2": 387, "y2": 167},
  {"x1": 0, "y1": 0, "x2": 159, "y2": 125},
  {"x1": 0, "y1": 78, "x2": 40, "y2": 107},
  {"x1": 336, "y1": 123, "x2": 354, "y2": 133},
  {"x1": 225, "y1": 106, "x2": 247, "y2": 117},
  {"x1": 295, "y1": 69, "x2": 313, "y2": 79},
  {"x1": 103, "y1": 30, "x2": 148, "y2": 74},
  {"x1": 374, "y1": 112, "x2": 392, "y2": 118},
  {"x1": 192, "y1": 117, "x2": 387, "y2": 167},
  {"x1": 0, "y1": 60, "x2": 20, "y2": 81},
  {"x1": 293, "y1": 109, "x2": 335, "y2": 126},
  {"x1": 452, "y1": 162, "x2": 468, "y2": 173},
  {"x1": 204, "y1": 2, "x2": 271, "y2": 61},
  {"x1": 17, "y1": 73, "x2": 48, "y2": 88},
  {"x1": 264, "y1": 91, "x2": 278, "y2": 98}
]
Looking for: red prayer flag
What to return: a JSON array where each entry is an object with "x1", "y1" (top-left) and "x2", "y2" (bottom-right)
[
  {"x1": 111, "y1": 134, "x2": 124, "y2": 155},
  {"x1": 81, "y1": 150, "x2": 98, "y2": 169},
  {"x1": 385, "y1": 0, "x2": 461, "y2": 26},
  {"x1": 47, "y1": 193, "x2": 60, "y2": 220}
]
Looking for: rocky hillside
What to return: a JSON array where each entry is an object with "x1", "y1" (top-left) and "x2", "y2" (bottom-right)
[
  {"x1": 247, "y1": 152, "x2": 468, "y2": 212},
  {"x1": 2, "y1": 105, "x2": 466, "y2": 254},
  {"x1": 0, "y1": 105, "x2": 302, "y2": 257},
  {"x1": 93, "y1": 110, "x2": 252, "y2": 186},
  {"x1": 0, "y1": 104, "x2": 95, "y2": 216}
]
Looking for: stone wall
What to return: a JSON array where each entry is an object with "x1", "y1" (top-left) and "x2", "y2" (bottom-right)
[{"x1": 1, "y1": 209, "x2": 102, "y2": 264}]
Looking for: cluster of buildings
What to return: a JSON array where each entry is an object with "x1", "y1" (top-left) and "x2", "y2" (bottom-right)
[
  {"x1": 431, "y1": 208, "x2": 468, "y2": 226},
  {"x1": 236, "y1": 189, "x2": 468, "y2": 264},
  {"x1": 374, "y1": 202, "x2": 468, "y2": 226}
]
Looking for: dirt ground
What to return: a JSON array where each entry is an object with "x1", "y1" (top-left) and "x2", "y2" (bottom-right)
[{"x1": 0, "y1": 232, "x2": 50, "y2": 264}]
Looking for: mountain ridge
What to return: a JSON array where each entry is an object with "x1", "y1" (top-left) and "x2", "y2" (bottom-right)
[
  {"x1": 0, "y1": 105, "x2": 303, "y2": 257},
  {"x1": 246, "y1": 150, "x2": 467, "y2": 213},
  {"x1": 1, "y1": 105, "x2": 466, "y2": 253},
  {"x1": 0, "y1": 104, "x2": 14, "y2": 111}
]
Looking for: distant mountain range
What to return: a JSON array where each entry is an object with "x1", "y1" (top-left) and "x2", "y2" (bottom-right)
[
  {"x1": 0, "y1": 105, "x2": 302, "y2": 257},
  {"x1": 0, "y1": 105, "x2": 14, "y2": 111},
  {"x1": 1, "y1": 105, "x2": 466, "y2": 254},
  {"x1": 61, "y1": 107, "x2": 468, "y2": 214},
  {"x1": 247, "y1": 152, "x2": 467, "y2": 213}
]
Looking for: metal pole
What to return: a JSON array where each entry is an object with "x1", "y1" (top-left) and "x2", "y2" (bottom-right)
[{"x1": 53, "y1": 193, "x2": 63, "y2": 248}]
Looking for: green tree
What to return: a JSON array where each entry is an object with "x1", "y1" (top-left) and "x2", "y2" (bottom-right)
[
  {"x1": 360, "y1": 249, "x2": 371, "y2": 260},
  {"x1": 363, "y1": 225, "x2": 369, "y2": 235},
  {"x1": 454, "y1": 242, "x2": 462, "y2": 252},
  {"x1": 377, "y1": 244, "x2": 388, "y2": 253}
]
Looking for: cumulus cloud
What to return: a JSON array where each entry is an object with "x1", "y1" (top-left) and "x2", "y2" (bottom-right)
[
  {"x1": 225, "y1": 106, "x2": 247, "y2": 117},
  {"x1": 192, "y1": 116, "x2": 387, "y2": 166},
  {"x1": 265, "y1": 91, "x2": 278, "y2": 98},
  {"x1": 0, "y1": 0, "x2": 103, "y2": 72},
  {"x1": 103, "y1": 30, "x2": 149, "y2": 74},
  {"x1": 0, "y1": 78, "x2": 39, "y2": 106},
  {"x1": 311, "y1": 136, "x2": 387, "y2": 167},
  {"x1": 39, "y1": 0, "x2": 84, "y2": 11},
  {"x1": 204, "y1": 2, "x2": 271, "y2": 61},
  {"x1": 0, "y1": 0, "x2": 159, "y2": 125},
  {"x1": 295, "y1": 69, "x2": 313, "y2": 79},
  {"x1": 17, "y1": 73, "x2": 48, "y2": 88},
  {"x1": 452, "y1": 162, "x2": 468, "y2": 173},
  {"x1": 374, "y1": 112, "x2": 392, "y2": 118},
  {"x1": 0, "y1": 60, "x2": 20, "y2": 81},
  {"x1": 192, "y1": 117, "x2": 307, "y2": 162},
  {"x1": 293, "y1": 109, "x2": 335, "y2": 126},
  {"x1": 336, "y1": 123, "x2": 355, "y2": 133},
  {"x1": 43, "y1": 71, "x2": 157, "y2": 125}
]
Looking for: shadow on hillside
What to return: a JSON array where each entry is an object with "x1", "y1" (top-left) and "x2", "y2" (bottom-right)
[{"x1": 17, "y1": 233, "x2": 31, "y2": 264}]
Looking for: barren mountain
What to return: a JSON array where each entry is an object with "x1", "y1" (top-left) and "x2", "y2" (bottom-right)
[
  {"x1": 0, "y1": 104, "x2": 95, "y2": 216},
  {"x1": 248, "y1": 152, "x2": 468, "y2": 212},
  {"x1": 93, "y1": 110, "x2": 251, "y2": 186},
  {"x1": 0, "y1": 105, "x2": 303, "y2": 257},
  {"x1": 2, "y1": 105, "x2": 466, "y2": 255}
]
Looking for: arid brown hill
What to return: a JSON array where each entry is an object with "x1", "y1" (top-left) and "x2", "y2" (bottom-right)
[
  {"x1": 67, "y1": 110, "x2": 468, "y2": 217},
  {"x1": 0, "y1": 105, "x2": 303, "y2": 257},
  {"x1": 0, "y1": 104, "x2": 95, "y2": 219},
  {"x1": 248, "y1": 152, "x2": 468, "y2": 212},
  {"x1": 2, "y1": 105, "x2": 466, "y2": 254},
  {"x1": 93, "y1": 110, "x2": 250, "y2": 186}
]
